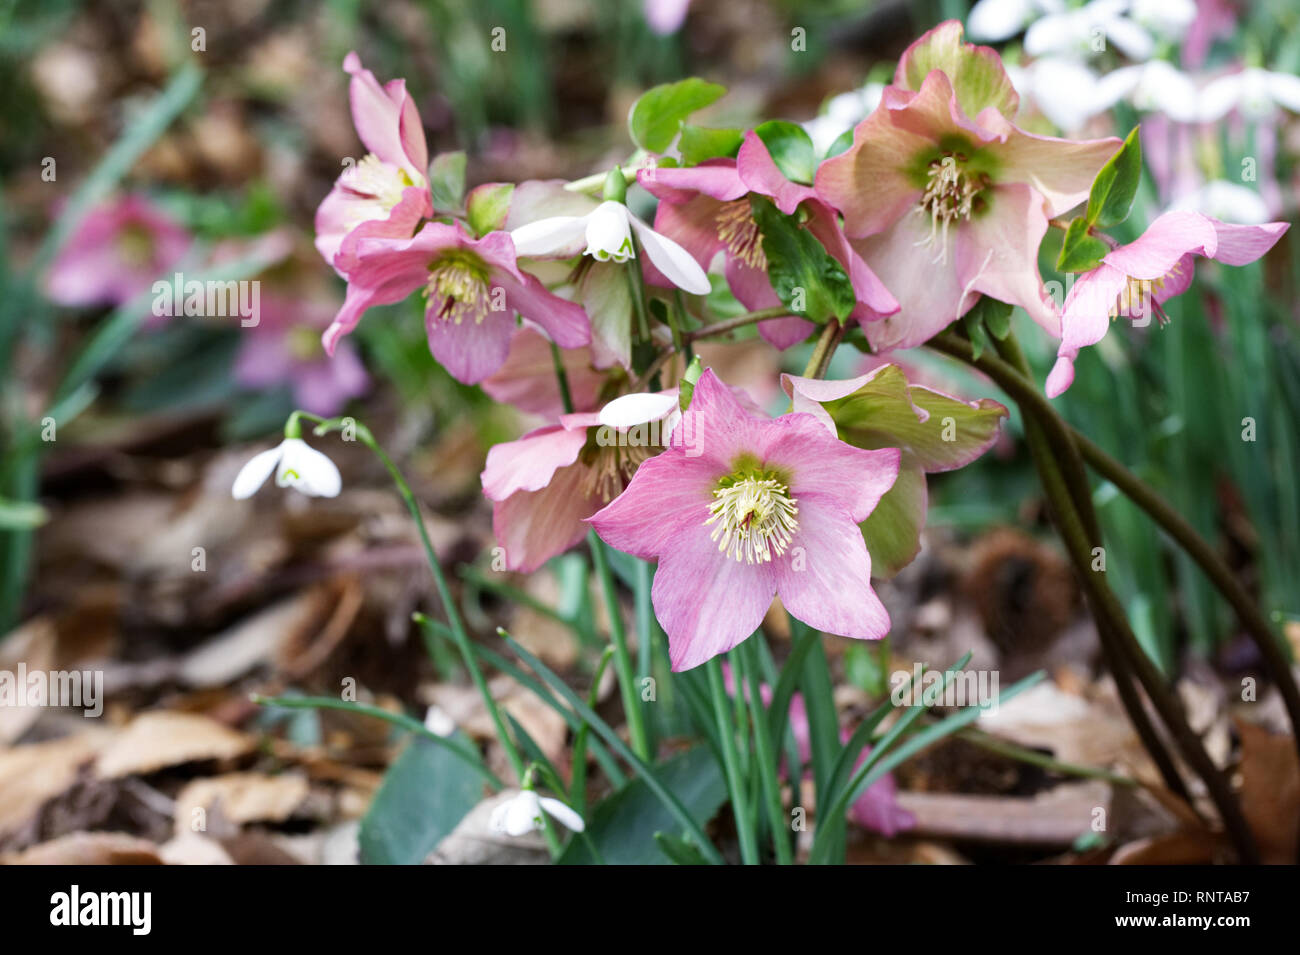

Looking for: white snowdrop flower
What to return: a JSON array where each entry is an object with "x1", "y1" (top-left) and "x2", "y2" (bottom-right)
[
  {"x1": 488, "y1": 789, "x2": 586, "y2": 836},
  {"x1": 1094, "y1": 60, "x2": 1200, "y2": 122},
  {"x1": 231, "y1": 438, "x2": 341, "y2": 500},
  {"x1": 423, "y1": 705, "x2": 456, "y2": 737},
  {"x1": 1025, "y1": 0, "x2": 1154, "y2": 63},
  {"x1": 1199, "y1": 67, "x2": 1300, "y2": 123},
  {"x1": 599, "y1": 390, "x2": 681, "y2": 438},
  {"x1": 1013, "y1": 57, "x2": 1107, "y2": 131},
  {"x1": 804, "y1": 83, "x2": 885, "y2": 155},
  {"x1": 510, "y1": 200, "x2": 711, "y2": 295},
  {"x1": 967, "y1": 0, "x2": 1063, "y2": 43},
  {"x1": 1169, "y1": 181, "x2": 1270, "y2": 225},
  {"x1": 1129, "y1": 0, "x2": 1196, "y2": 44}
]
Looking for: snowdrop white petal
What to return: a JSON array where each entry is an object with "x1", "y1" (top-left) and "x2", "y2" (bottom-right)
[
  {"x1": 968, "y1": 0, "x2": 1037, "y2": 42},
  {"x1": 231, "y1": 446, "x2": 283, "y2": 500},
  {"x1": 274, "y1": 438, "x2": 342, "y2": 498},
  {"x1": 1104, "y1": 16, "x2": 1155, "y2": 62},
  {"x1": 423, "y1": 705, "x2": 456, "y2": 737},
  {"x1": 1029, "y1": 58, "x2": 1105, "y2": 130},
  {"x1": 537, "y1": 796, "x2": 586, "y2": 833},
  {"x1": 628, "y1": 216, "x2": 711, "y2": 294},
  {"x1": 1169, "y1": 182, "x2": 1270, "y2": 225},
  {"x1": 1132, "y1": 61, "x2": 1199, "y2": 122},
  {"x1": 1265, "y1": 70, "x2": 1300, "y2": 114},
  {"x1": 584, "y1": 201, "x2": 636, "y2": 263},
  {"x1": 510, "y1": 214, "x2": 590, "y2": 258},
  {"x1": 1198, "y1": 72, "x2": 1244, "y2": 122},
  {"x1": 599, "y1": 391, "x2": 679, "y2": 428}
]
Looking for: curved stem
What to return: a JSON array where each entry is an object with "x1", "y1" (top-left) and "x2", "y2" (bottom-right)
[
  {"x1": 803, "y1": 319, "x2": 844, "y2": 380},
  {"x1": 682, "y1": 307, "x2": 794, "y2": 344}
]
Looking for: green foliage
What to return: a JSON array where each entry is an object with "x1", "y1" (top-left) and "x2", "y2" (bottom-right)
[
  {"x1": 749, "y1": 195, "x2": 855, "y2": 324},
  {"x1": 753, "y1": 120, "x2": 817, "y2": 184},
  {"x1": 1085, "y1": 126, "x2": 1142, "y2": 229},
  {"x1": 628, "y1": 78, "x2": 726, "y2": 153}
]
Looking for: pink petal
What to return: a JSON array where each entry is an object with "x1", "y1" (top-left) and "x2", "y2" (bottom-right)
[
  {"x1": 496, "y1": 269, "x2": 591, "y2": 349},
  {"x1": 482, "y1": 424, "x2": 590, "y2": 500},
  {"x1": 1059, "y1": 262, "x2": 1128, "y2": 355},
  {"x1": 773, "y1": 492, "x2": 890, "y2": 640},
  {"x1": 426, "y1": 302, "x2": 517, "y2": 384},
  {"x1": 758, "y1": 315, "x2": 817, "y2": 350},
  {"x1": 639, "y1": 160, "x2": 747, "y2": 205},
  {"x1": 737, "y1": 130, "x2": 817, "y2": 214},
  {"x1": 323, "y1": 244, "x2": 432, "y2": 354},
  {"x1": 1104, "y1": 211, "x2": 1218, "y2": 279},
  {"x1": 586, "y1": 451, "x2": 720, "y2": 560},
  {"x1": 670, "y1": 368, "x2": 767, "y2": 467},
  {"x1": 344, "y1": 52, "x2": 422, "y2": 176},
  {"x1": 654, "y1": 520, "x2": 777, "y2": 671},
  {"x1": 650, "y1": 192, "x2": 728, "y2": 271},
  {"x1": 804, "y1": 199, "x2": 899, "y2": 320},
  {"x1": 760, "y1": 414, "x2": 901, "y2": 523},
  {"x1": 983, "y1": 119, "x2": 1121, "y2": 218},
  {"x1": 481, "y1": 325, "x2": 604, "y2": 416},
  {"x1": 955, "y1": 182, "x2": 1059, "y2": 336},
  {"x1": 1206, "y1": 218, "x2": 1289, "y2": 266},
  {"x1": 492, "y1": 462, "x2": 601, "y2": 573}
]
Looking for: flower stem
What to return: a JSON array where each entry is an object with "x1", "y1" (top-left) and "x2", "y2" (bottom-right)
[
  {"x1": 681, "y1": 306, "x2": 793, "y2": 344},
  {"x1": 802, "y1": 319, "x2": 844, "y2": 380},
  {"x1": 706, "y1": 656, "x2": 761, "y2": 864},
  {"x1": 549, "y1": 342, "x2": 574, "y2": 415}
]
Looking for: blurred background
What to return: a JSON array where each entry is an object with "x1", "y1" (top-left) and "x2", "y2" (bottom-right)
[{"x1": 0, "y1": 0, "x2": 1297, "y2": 864}]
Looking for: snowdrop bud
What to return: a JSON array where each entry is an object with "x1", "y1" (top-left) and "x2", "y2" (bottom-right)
[
  {"x1": 584, "y1": 201, "x2": 635, "y2": 263},
  {"x1": 231, "y1": 438, "x2": 342, "y2": 500},
  {"x1": 488, "y1": 789, "x2": 586, "y2": 836}
]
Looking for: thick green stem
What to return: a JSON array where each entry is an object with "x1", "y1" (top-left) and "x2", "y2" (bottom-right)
[{"x1": 803, "y1": 319, "x2": 844, "y2": 380}]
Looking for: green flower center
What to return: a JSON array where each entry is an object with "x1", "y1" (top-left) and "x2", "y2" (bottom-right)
[
  {"x1": 425, "y1": 250, "x2": 492, "y2": 325},
  {"x1": 715, "y1": 200, "x2": 766, "y2": 270},
  {"x1": 117, "y1": 223, "x2": 156, "y2": 267},
  {"x1": 705, "y1": 467, "x2": 798, "y2": 564}
]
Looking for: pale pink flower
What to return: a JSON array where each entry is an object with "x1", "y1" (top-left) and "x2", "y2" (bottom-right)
[
  {"x1": 639, "y1": 131, "x2": 898, "y2": 349},
  {"x1": 588, "y1": 369, "x2": 899, "y2": 671},
  {"x1": 481, "y1": 392, "x2": 679, "y2": 573},
  {"x1": 324, "y1": 222, "x2": 589, "y2": 384},
  {"x1": 481, "y1": 324, "x2": 610, "y2": 420},
  {"x1": 815, "y1": 21, "x2": 1119, "y2": 351},
  {"x1": 45, "y1": 194, "x2": 191, "y2": 308},
  {"x1": 234, "y1": 296, "x2": 369, "y2": 417},
  {"x1": 1046, "y1": 212, "x2": 1289, "y2": 397},
  {"x1": 314, "y1": 52, "x2": 433, "y2": 276}
]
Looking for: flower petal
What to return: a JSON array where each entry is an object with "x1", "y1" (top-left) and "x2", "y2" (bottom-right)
[
  {"x1": 276, "y1": 439, "x2": 342, "y2": 498},
  {"x1": 774, "y1": 492, "x2": 890, "y2": 640},
  {"x1": 510, "y1": 214, "x2": 590, "y2": 258},
  {"x1": 492, "y1": 461, "x2": 600, "y2": 572},
  {"x1": 231, "y1": 446, "x2": 282, "y2": 500},
  {"x1": 760, "y1": 414, "x2": 901, "y2": 524},
  {"x1": 538, "y1": 796, "x2": 586, "y2": 832},
  {"x1": 630, "y1": 217, "x2": 712, "y2": 294},
  {"x1": 737, "y1": 130, "x2": 818, "y2": 213}
]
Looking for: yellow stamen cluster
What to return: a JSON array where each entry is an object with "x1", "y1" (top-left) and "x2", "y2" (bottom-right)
[
  {"x1": 917, "y1": 155, "x2": 984, "y2": 262},
  {"x1": 1111, "y1": 262, "x2": 1180, "y2": 325},
  {"x1": 581, "y1": 442, "x2": 654, "y2": 504},
  {"x1": 347, "y1": 154, "x2": 413, "y2": 208},
  {"x1": 705, "y1": 475, "x2": 798, "y2": 564},
  {"x1": 426, "y1": 254, "x2": 491, "y2": 325},
  {"x1": 715, "y1": 200, "x2": 766, "y2": 270}
]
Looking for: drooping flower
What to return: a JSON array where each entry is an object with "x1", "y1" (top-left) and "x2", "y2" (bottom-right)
[
  {"x1": 1093, "y1": 59, "x2": 1200, "y2": 123},
  {"x1": 1023, "y1": 0, "x2": 1155, "y2": 62},
  {"x1": 1046, "y1": 212, "x2": 1289, "y2": 397},
  {"x1": 45, "y1": 194, "x2": 191, "y2": 308},
  {"x1": 816, "y1": 21, "x2": 1121, "y2": 351},
  {"x1": 489, "y1": 789, "x2": 585, "y2": 836},
  {"x1": 234, "y1": 295, "x2": 369, "y2": 417},
  {"x1": 232, "y1": 437, "x2": 342, "y2": 499},
  {"x1": 1198, "y1": 66, "x2": 1300, "y2": 122},
  {"x1": 588, "y1": 369, "x2": 900, "y2": 671},
  {"x1": 966, "y1": 0, "x2": 1059, "y2": 44},
  {"x1": 510, "y1": 198, "x2": 711, "y2": 295},
  {"x1": 481, "y1": 391, "x2": 679, "y2": 573},
  {"x1": 325, "y1": 222, "x2": 590, "y2": 384},
  {"x1": 639, "y1": 131, "x2": 898, "y2": 349},
  {"x1": 314, "y1": 52, "x2": 432, "y2": 275}
]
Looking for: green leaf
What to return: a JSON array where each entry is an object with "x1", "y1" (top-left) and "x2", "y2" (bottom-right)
[
  {"x1": 428, "y1": 150, "x2": 467, "y2": 212},
  {"x1": 654, "y1": 831, "x2": 712, "y2": 865},
  {"x1": 754, "y1": 120, "x2": 816, "y2": 185},
  {"x1": 969, "y1": 294, "x2": 1013, "y2": 340},
  {"x1": 749, "y1": 195, "x2": 855, "y2": 324},
  {"x1": 628, "y1": 78, "x2": 726, "y2": 153},
  {"x1": 358, "y1": 734, "x2": 486, "y2": 865},
  {"x1": 825, "y1": 127, "x2": 855, "y2": 160},
  {"x1": 1086, "y1": 126, "x2": 1141, "y2": 229},
  {"x1": 558, "y1": 747, "x2": 727, "y2": 864},
  {"x1": 1056, "y1": 216, "x2": 1110, "y2": 273},
  {"x1": 963, "y1": 306, "x2": 990, "y2": 360},
  {"x1": 860, "y1": 460, "x2": 928, "y2": 578},
  {"x1": 466, "y1": 182, "x2": 514, "y2": 237},
  {"x1": 678, "y1": 125, "x2": 744, "y2": 166}
]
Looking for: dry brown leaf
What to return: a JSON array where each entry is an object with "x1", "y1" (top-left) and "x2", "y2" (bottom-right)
[
  {"x1": 177, "y1": 588, "x2": 333, "y2": 687},
  {"x1": 0, "y1": 617, "x2": 58, "y2": 744},
  {"x1": 172, "y1": 772, "x2": 311, "y2": 835},
  {"x1": 3, "y1": 831, "x2": 162, "y2": 865},
  {"x1": 1109, "y1": 830, "x2": 1220, "y2": 865},
  {"x1": 896, "y1": 781, "x2": 1111, "y2": 846},
  {"x1": 1236, "y1": 719, "x2": 1300, "y2": 864},
  {"x1": 95, "y1": 712, "x2": 252, "y2": 778},
  {"x1": 158, "y1": 832, "x2": 235, "y2": 865},
  {"x1": 0, "y1": 730, "x2": 113, "y2": 839}
]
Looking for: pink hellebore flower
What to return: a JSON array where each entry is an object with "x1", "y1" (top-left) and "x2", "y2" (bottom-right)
[
  {"x1": 815, "y1": 21, "x2": 1120, "y2": 351},
  {"x1": 481, "y1": 324, "x2": 610, "y2": 420},
  {"x1": 45, "y1": 195, "x2": 191, "y2": 308},
  {"x1": 588, "y1": 369, "x2": 899, "y2": 671},
  {"x1": 325, "y1": 222, "x2": 590, "y2": 384},
  {"x1": 1046, "y1": 212, "x2": 1289, "y2": 397},
  {"x1": 234, "y1": 296, "x2": 369, "y2": 417},
  {"x1": 639, "y1": 131, "x2": 898, "y2": 349},
  {"x1": 481, "y1": 391, "x2": 680, "y2": 573},
  {"x1": 315, "y1": 52, "x2": 433, "y2": 275}
]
